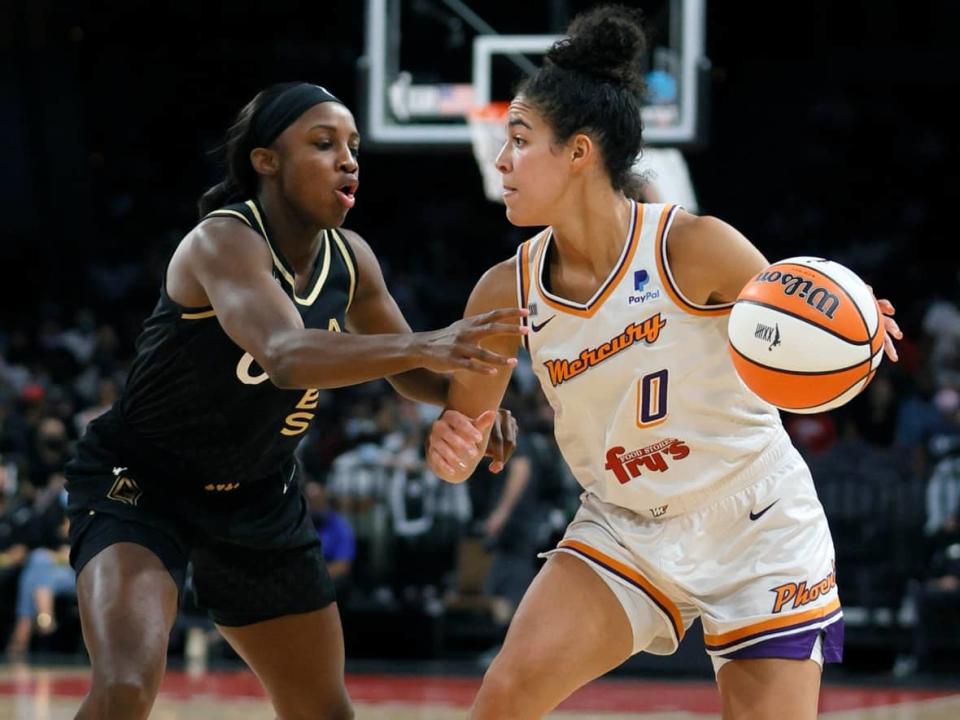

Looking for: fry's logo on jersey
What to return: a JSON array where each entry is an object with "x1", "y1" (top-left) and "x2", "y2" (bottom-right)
[
  {"x1": 604, "y1": 438, "x2": 690, "y2": 484},
  {"x1": 769, "y1": 562, "x2": 837, "y2": 613},
  {"x1": 543, "y1": 313, "x2": 667, "y2": 387}
]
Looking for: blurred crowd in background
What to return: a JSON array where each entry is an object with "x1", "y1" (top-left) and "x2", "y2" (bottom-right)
[{"x1": 1, "y1": 0, "x2": 959, "y2": 675}]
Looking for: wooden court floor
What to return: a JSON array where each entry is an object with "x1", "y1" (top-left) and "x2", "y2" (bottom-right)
[{"x1": 1, "y1": 664, "x2": 959, "y2": 719}]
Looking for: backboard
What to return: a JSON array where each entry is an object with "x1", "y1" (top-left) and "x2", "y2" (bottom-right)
[{"x1": 360, "y1": 0, "x2": 708, "y2": 150}]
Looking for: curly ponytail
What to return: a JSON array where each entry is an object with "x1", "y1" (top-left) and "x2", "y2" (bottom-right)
[{"x1": 518, "y1": 5, "x2": 648, "y2": 198}]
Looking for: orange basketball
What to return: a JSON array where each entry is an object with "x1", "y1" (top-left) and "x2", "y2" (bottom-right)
[{"x1": 727, "y1": 257, "x2": 885, "y2": 414}]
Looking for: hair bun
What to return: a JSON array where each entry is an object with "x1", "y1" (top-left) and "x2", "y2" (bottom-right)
[{"x1": 547, "y1": 5, "x2": 647, "y2": 93}]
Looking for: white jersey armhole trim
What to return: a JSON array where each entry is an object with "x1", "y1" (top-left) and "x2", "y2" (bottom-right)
[
  {"x1": 516, "y1": 232, "x2": 546, "y2": 352},
  {"x1": 658, "y1": 205, "x2": 736, "y2": 312},
  {"x1": 515, "y1": 244, "x2": 525, "y2": 310},
  {"x1": 515, "y1": 241, "x2": 529, "y2": 352}
]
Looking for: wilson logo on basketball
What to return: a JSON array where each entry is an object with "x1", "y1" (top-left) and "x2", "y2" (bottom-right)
[
  {"x1": 755, "y1": 270, "x2": 841, "y2": 320},
  {"x1": 604, "y1": 438, "x2": 690, "y2": 485},
  {"x1": 730, "y1": 257, "x2": 884, "y2": 414},
  {"x1": 543, "y1": 313, "x2": 667, "y2": 387}
]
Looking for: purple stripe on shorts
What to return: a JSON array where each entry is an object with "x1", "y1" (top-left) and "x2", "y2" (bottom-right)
[
  {"x1": 705, "y1": 606, "x2": 842, "y2": 652},
  {"x1": 720, "y1": 619, "x2": 844, "y2": 663}
]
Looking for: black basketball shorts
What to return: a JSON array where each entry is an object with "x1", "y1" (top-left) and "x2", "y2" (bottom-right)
[{"x1": 65, "y1": 421, "x2": 336, "y2": 626}]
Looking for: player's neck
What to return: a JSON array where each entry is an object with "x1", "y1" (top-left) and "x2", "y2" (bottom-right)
[
  {"x1": 257, "y1": 190, "x2": 324, "y2": 274},
  {"x1": 549, "y1": 188, "x2": 633, "y2": 278}
]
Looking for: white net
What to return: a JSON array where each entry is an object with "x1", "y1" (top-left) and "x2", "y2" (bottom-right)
[{"x1": 467, "y1": 102, "x2": 509, "y2": 203}]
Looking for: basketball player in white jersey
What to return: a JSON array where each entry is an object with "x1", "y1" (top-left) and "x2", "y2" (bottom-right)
[{"x1": 426, "y1": 6, "x2": 902, "y2": 720}]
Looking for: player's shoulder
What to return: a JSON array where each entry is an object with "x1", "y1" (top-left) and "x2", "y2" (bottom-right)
[
  {"x1": 665, "y1": 210, "x2": 751, "y2": 267},
  {"x1": 663, "y1": 209, "x2": 768, "y2": 303},
  {"x1": 328, "y1": 227, "x2": 377, "y2": 286},
  {"x1": 331, "y1": 225, "x2": 363, "y2": 244},
  {"x1": 668, "y1": 209, "x2": 739, "y2": 243},
  {"x1": 185, "y1": 214, "x2": 272, "y2": 268},
  {"x1": 332, "y1": 226, "x2": 370, "y2": 258}
]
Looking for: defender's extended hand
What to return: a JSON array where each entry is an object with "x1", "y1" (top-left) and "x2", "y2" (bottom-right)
[{"x1": 416, "y1": 308, "x2": 528, "y2": 375}]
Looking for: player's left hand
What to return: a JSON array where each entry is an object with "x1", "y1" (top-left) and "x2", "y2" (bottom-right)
[
  {"x1": 485, "y1": 408, "x2": 518, "y2": 473},
  {"x1": 870, "y1": 290, "x2": 902, "y2": 362},
  {"x1": 426, "y1": 408, "x2": 518, "y2": 481}
]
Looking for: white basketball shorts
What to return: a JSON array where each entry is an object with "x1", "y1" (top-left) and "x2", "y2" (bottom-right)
[{"x1": 542, "y1": 446, "x2": 843, "y2": 675}]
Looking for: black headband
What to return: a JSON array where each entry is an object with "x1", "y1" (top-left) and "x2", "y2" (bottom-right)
[{"x1": 252, "y1": 83, "x2": 342, "y2": 147}]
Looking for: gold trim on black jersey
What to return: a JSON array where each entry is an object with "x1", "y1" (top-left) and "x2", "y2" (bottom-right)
[
  {"x1": 182, "y1": 207, "x2": 256, "y2": 320},
  {"x1": 205, "y1": 208, "x2": 254, "y2": 227},
  {"x1": 181, "y1": 309, "x2": 217, "y2": 320},
  {"x1": 245, "y1": 200, "x2": 332, "y2": 307},
  {"x1": 329, "y1": 228, "x2": 357, "y2": 312}
]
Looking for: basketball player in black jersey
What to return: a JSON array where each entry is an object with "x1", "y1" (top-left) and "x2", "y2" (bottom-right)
[{"x1": 64, "y1": 83, "x2": 526, "y2": 720}]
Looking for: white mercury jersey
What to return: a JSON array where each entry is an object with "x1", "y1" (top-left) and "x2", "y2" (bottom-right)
[{"x1": 516, "y1": 202, "x2": 791, "y2": 520}]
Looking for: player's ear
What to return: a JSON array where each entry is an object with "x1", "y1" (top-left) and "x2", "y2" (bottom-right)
[
  {"x1": 569, "y1": 133, "x2": 593, "y2": 172},
  {"x1": 250, "y1": 147, "x2": 279, "y2": 177}
]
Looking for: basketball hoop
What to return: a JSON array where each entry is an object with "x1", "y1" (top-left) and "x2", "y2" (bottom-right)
[{"x1": 467, "y1": 102, "x2": 509, "y2": 203}]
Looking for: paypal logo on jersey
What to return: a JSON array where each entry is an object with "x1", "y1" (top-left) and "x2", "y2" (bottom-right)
[
  {"x1": 634, "y1": 270, "x2": 650, "y2": 292},
  {"x1": 629, "y1": 269, "x2": 661, "y2": 305}
]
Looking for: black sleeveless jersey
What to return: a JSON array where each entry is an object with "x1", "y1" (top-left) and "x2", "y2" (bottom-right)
[{"x1": 106, "y1": 199, "x2": 357, "y2": 487}]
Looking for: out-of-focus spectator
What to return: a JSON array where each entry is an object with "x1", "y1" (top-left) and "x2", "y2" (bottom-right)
[
  {"x1": 73, "y1": 377, "x2": 118, "y2": 436},
  {"x1": 305, "y1": 478, "x2": 355, "y2": 595},
  {"x1": 896, "y1": 385, "x2": 960, "y2": 481},
  {"x1": 59, "y1": 309, "x2": 98, "y2": 366},
  {"x1": 27, "y1": 473, "x2": 70, "y2": 550},
  {"x1": 922, "y1": 300, "x2": 960, "y2": 388},
  {"x1": 481, "y1": 437, "x2": 540, "y2": 626},
  {"x1": 842, "y1": 371, "x2": 900, "y2": 446},
  {"x1": 924, "y1": 448, "x2": 960, "y2": 549},
  {"x1": 928, "y1": 389, "x2": 960, "y2": 449},
  {"x1": 0, "y1": 459, "x2": 31, "y2": 554},
  {"x1": 27, "y1": 418, "x2": 71, "y2": 489},
  {"x1": 896, "y1": 379, "x2": 946, "y2": 475},
  {"x1": 784, "y1": 413, "x2": 838, "y2": 456},
  {"x1": 0, "y1": 397, "x2": 30, "y2": 459},
  {"x1": 5, "y1": 515, "x2": 74, "y2": 658},
  {"x1": 907, "y1": 438, "x2": 960, "y2": 673},
  {"x1": 909, "y1": 539, "x2": 960, "y2": 672},
  {"x1": 0, "y1": 459, "x2": 31, "y2": 631}
]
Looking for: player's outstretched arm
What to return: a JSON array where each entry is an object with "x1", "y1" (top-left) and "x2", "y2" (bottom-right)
[
  {"x1": 340, "y1": 228, "x2": 455, "y2": 405},
  {"x1": 178, "y1": 219, "x2": 526, "y2": 390},
  {"x1": 426, "y1": 259, "x2": 522, "y2": 483},
  {"x1": 341, "y1": 229, "x2": 520, "y2": 467}
]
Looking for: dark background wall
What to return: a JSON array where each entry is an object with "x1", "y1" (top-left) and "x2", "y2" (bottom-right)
[
  {"x1": 1, "y1": 0, "x2": 956, "y2": 338},
  {"x1": 1, "y1": 0, "x2": 959, "y2": 669}
]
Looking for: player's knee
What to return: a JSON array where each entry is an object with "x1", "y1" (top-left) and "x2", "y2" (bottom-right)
[
  {"x1": 87, "y1": 671, "x2": 162, "y2": 720},
  {"x1": 472, "y1": 660, "x2": 529, "y2": 717},
  {"x1": 279, "y1": 696, "x2": 354, "y2": 720}
]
